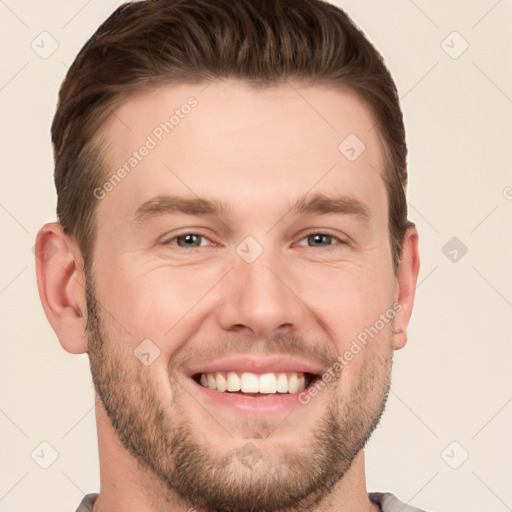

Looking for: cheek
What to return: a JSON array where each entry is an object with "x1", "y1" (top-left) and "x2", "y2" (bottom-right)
[
  {"x1": 335, "y1": 318, "x2": 394, "y2": 399},
  {"x1": 298, "y1": 261, "x2": 395, "y2": 346},
  {"x1": 296, "y1": 259, "x2": 396, "y2": 388},
  {"x1": 94, "y1": 259, "x2": 220, "y2": 343}
]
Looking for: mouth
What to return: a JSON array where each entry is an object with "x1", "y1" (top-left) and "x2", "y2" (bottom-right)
[
  {"x1": 192, "y1": 371, "x2": 319, "y2": 396},
  {"x1": 184, "y1": 356, "x2": 324, "y2": 414}
]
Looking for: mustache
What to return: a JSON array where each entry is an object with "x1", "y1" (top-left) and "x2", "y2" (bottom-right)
[{"x1": 170, "y1": 331, "x2": 337, "y2": 373}]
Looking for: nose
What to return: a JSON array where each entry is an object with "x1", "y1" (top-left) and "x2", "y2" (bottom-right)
[{"x1": 216, "y1": 248, "x2": 305, "y2": 338}]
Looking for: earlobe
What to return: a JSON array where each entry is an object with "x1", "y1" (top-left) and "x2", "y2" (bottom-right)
[
  {"x1": 35, "y1": 222, "x2": 89, "y2": 354},
  {"x1": 392, "y1": 226, "x2": 420, "y2": 350}
]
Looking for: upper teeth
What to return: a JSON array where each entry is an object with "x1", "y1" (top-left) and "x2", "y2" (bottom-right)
[{"x1": 199, "y1": 371, "x2": 307, "y2": 394}]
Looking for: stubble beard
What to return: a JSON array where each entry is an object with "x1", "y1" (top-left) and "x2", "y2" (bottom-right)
[{"x1": 85, "y1": 273, "x2": 393, "y2": 512}]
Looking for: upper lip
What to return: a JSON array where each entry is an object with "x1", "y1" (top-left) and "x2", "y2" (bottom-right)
[{"x1": 186, "y1": 356, "x2": 324, "y2": 377}]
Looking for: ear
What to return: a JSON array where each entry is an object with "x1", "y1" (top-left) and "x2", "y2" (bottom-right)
[
  {"x1": 34, "y1": 222, "x2": 89, "y2": 354},
  {"x1": 392, "y1": 225, "x2": 420, "y2": 350}
]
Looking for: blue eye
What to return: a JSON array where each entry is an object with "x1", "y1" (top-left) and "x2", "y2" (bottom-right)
[
  {"x1": 306, "y1": 233, "x2": 334, "y2": 247},
  {"x1": 297, "y1": 232, "x2": 345, "y2": 248},
  {"x1": 166, "y1": 233, "x2": 209, "y2": 248},
  {"x1": 163, "y1": 231, "x2": 346, "y2": 250}
]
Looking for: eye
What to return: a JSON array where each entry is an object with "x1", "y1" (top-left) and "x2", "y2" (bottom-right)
[
  {"x1": 296, "y1": 232, "x2": 346, "y2": 248},
  {"x1": 163, "y1": 233, "x2": 211, "y2": 248},
  {"x1": 162, "y1": 231, "x2": 346, "y2": 250}
]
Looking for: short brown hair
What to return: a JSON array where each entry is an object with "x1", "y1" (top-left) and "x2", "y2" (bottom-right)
[{"x1": 52, "y1": 0, "x2": 413, "y2": 273}]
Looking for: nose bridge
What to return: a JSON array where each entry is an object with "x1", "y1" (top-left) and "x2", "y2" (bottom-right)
[{"x1": 217, "y1": 244, "x2": 304, "y2": 336}]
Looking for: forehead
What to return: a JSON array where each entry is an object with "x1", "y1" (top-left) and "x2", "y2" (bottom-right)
[{"x1": 95, "y1": 79, "x2": 388, "y2": 224}]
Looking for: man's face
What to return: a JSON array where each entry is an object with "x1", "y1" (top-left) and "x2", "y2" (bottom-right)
[{"x1": 87, "y1": 80, "x2": 399, "y2": 511}]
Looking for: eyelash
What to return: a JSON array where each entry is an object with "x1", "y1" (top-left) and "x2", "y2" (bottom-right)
[{"x1": 162, "y1": 231, "x2": 347, "y2": 250}]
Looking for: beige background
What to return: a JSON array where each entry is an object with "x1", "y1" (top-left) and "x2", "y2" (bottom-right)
[{"x1": 1, "y1": 1, "x2": 511, "y2": 511}]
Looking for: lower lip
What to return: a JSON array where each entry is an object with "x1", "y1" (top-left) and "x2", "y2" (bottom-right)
[{"x1": 188, "y1": 378, "x2": 309, "y2": 414}]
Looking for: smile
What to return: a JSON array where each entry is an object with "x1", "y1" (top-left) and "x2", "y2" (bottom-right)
[{"x1": 193, "y1": 371, "x2": 317, "y2": 395}]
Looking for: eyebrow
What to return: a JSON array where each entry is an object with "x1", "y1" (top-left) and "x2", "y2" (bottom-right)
[
  {"x1": 291, "y1": 193, "x2": 370, "y2": 220},
  {"x1": 134, "y1": 195, "x2": 231, "y2": 222},
  {"x1": 133, "y1": 193, "x2": 371, "y2": 223}
]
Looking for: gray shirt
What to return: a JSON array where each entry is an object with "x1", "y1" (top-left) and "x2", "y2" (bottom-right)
[{"x1": 75, "y1": 492, "x2": 428, "y2": 511}]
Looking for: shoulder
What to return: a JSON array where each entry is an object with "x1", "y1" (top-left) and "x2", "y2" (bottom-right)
[
  {"x1": 74, "y1": 493, "x2": 99, "y2": 512},
  {"x1": 369, "y1": 491, "x2": 431, "y2": 512}
]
